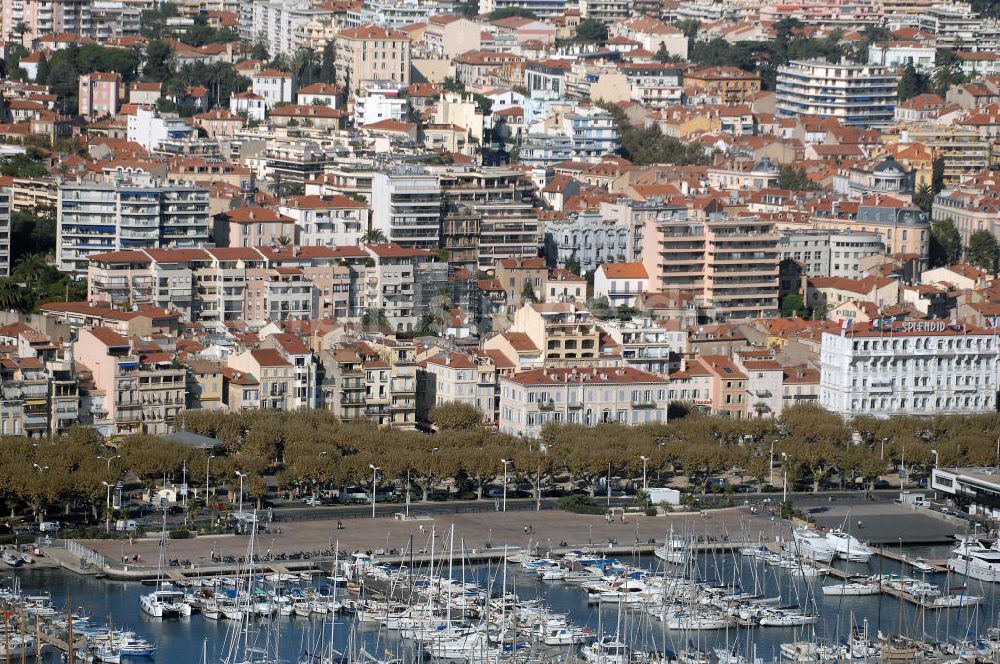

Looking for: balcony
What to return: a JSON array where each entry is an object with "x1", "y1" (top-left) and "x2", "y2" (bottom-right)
[
  {"x1": 538, "y1": 400, "x2": 555, "y2": 411},
  {"x1": 631, "y1": 399, "x2": 657, "y2": 409}
]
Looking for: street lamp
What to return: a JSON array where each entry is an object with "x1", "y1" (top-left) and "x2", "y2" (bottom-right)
[
  {"x1": 639, "y1": 455, "x2": 649, "y2": 492},
  {"x1": 97, "y1": 454, "x2": 121, "y2": 470},
  {"x1": 931, "y1": 449, "x2": 938, "y2": 469},
  {"x1": 500, "y1": 459, "x2": 512, "y2": 512},
  {"x1": 781, "y1": 452, "x2": 788, "y2": 505},
  {"x1": 369, "y1": 464, "x2": 379, "y2": 519},
  {"x1": 101, "y1": 481, "x2": 113, "y2": 533},
  {"x1": 32, "y1": 465, "x2": 49, "y2": 524},
  {"x1": 235, "y1": 471, "x2": 246, "y2": 519},
  {"x1": 206, "y1": 454, "x2": 215, "y2": 506}
]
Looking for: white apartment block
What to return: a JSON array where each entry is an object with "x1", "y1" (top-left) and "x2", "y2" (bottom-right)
[
  {"x1": 251, "y1": 70, "x2": 297, "y2": 108},
  {"x1": 252, "y1": 0, "x2": 326, "y2": 56},
  {"x1": 820, "y1": 322, "x2": 998, "y2": 418},
  {"x1": 499, "y1": 366, "x2": 669, "y2": 437},
  {"x1": 278, "y1": 195, "x2": 368, "y2": 247},
  {"x1": 371, "y1": 169, "x2": 442, "y2": 250},
  {"x1": 57, "y1": 183, "x2": 210, "y2": 275},
  {"x1": 775, "y1": 60, "x2": 898, "y2": 127}
]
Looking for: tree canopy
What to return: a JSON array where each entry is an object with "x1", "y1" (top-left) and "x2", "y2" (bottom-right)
[{"x1": 966, "y1": 230, "x2": 999, "y2": 273}]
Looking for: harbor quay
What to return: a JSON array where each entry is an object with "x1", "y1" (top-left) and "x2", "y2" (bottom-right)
[
  {"x1": 56, "y1": 508, "x2": 776, "y2": 579},
  {"x1": 47, "y1": 502, "x2": 965, "y2": 580}
]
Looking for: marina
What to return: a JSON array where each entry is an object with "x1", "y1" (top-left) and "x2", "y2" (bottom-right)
[{"x1": 3, "y1": 510, "x2": 1000, "y2": 663}]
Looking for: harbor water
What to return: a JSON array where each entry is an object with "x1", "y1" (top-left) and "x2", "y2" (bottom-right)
[{"x1": 8, "y1": 543, "x2": 1000, "y2": 662}]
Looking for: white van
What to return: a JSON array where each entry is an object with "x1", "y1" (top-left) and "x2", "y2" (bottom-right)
[
  {"x1": 115, "y1": 519, "x2": 138, "y2": 532},
  {"x1": 39, "y1": 521, "x2": 60, "y2": 532}
]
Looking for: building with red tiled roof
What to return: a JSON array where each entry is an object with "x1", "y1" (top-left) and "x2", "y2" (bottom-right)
[{"x1": 498, "y1": 366, "x2": 668, "y2": 436}]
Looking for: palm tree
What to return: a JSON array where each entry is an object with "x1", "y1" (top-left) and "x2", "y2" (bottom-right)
[
  {"x1": 13, "y1": 253, "x2": 47, "y2": 289},
  {"x1": 276, "y1": 235, "x2": 292, "y2": 247},
  {"x1": 361, "y1": 228, "x2": 388, "y2": 244},
  {"x1": 0, "y1": 279, "x2": 23, "y2": 311}
]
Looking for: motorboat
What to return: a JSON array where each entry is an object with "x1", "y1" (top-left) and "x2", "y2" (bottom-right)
[
  {"x1": 790, "y1": 527, "x2": 836, "y2": 563},
  {"x1": 759, "y1": 610, "x2": 820, "y2": 627},
  {"x1": 580, "y1": 637, "x2": 631, "y2": 664},
  {"x1": 541, "y1": 625, "x2": 594, "y2": 645},
  {"x1": 139, "y1": 589, "x2": 192, "y2": 618},
  {"x1": 824, "y1": 528, "x2": 873, "y2": 562},
  {"x1": 947, "y1": 536, "x2": 1000, "y2": 582},
  {"x1": 1, "y1": 550, "x2": 22, "y2": 567}
]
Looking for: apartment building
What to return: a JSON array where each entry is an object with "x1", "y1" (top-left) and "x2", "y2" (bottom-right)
[
  {"x1": 416, "y1": 351, "x2": 497, "y2": 426},
  {"x1": 78, "y1": 72, "x2": 120, "y2": 119},
  {"x1": 508, "y1": 302, "x2": 601, "y2": 365},
  {"x1": 1, "y1": 0, "x2": 91, "y2": 45},
  {"x1": 365, "y1": 243, "x2": 437, "y2": 332},
  {"x1": 250, "y1": 69, "x2": 297, "y2": 107},
  {"x1": 0, "y1": 185, "x2": 11, "y2": 277},
  {"x1": 371, "y1": 169, "x2": 442, "y2": 250},
  {"x1": 279, "y1": 195, "x2": 368, "y2": 248},
  {"x1": 641, "y1": 215, "x2": 780, "y2": 321},
  {"x1": 479, "y1": 0, "x2": 568, "y2": 19},
  {"x1": 260, "y1": 332, "x2": 317, "y2": 409},
  {"x1": 213, "y1": 207, "x2": 297, "y2": 248},
  {"x1": 602, "y1": 318, "x2": 684, "y2": 377},
  {"x1": 56, "y1": 182, "x2": 210, "y2": 275},
  {"x1": 684, "y1": 66, "x2": 762, "y2": 104},
  {"x1": 252, "y1": 0, "x2": 325, "y2": 56},
  {"x1": 820, "y1": 321, "x2": 998, "y2": 418},
  {"x1": 363, "y1": 337, "x2": 417, "y2": 429},
  {"x1": 775, "y1": 60, "x2": 898, "y2": 127},
  {"x1": 437, "y1": 167, "x2": 539, "y2": 270},
  {"x1": 229, "y1": 348, "x2": 293, "y2": 410},
  {"x1": 594, "y1": 262, "x2": 649, "y2": 308},
  {"x1": 499, "y1": 366, "x2": 668, "y2": 437},
  {"x1": 778, "y1": 230, "x2": 885, "y2": 294},
  {"x1": 320, "y1": 344, "x2": 368, "y2": 422},
  {"x1": 335, "y1": 24, "x2": 411, "y2": 95},
  {"x1": 900, "y1": 124, "x2": 990, "y2": 185},
  {"x1": 810, "y1": 197, "x2": 930, "y2": 262},
  {"x1": 74, "y1": 327, "x2": 185, "y2": 435}
]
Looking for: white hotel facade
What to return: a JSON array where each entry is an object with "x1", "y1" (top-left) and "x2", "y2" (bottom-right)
[{"x1": 820, "y1": 320, "x2": 998, "y2": 418}]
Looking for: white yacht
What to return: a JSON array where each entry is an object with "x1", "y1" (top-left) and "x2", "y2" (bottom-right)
[
  {"x1": 139, "y1": 588, "x2": 192, "y2": 618},
  {"x1": 821, "y1": 581, "x2": 881, "y2": 596},
  {"x1": 947, "y1": 536, "x2": 1000, "y2": 582},
  {"x1": 824, "y1": 528, "x2": 873, "y2": 562},
  {"x1": 789, "y1": 527, "x2": 836, "y2": 563}
]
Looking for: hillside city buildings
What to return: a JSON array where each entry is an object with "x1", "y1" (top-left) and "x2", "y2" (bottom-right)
[{"x1": 0, "y1": 0, "x2": 998, "y2": 438}]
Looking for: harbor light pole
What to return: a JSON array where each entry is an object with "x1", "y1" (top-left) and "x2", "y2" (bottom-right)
[
  {"x1": 102, "y1": 481, "x2": 112, "y2": 533},
  {"x1": 639, "y1": 455, "x2": 649, "y2": 492},
  {"x1": 235, "y1": 471, "x2": 246, "y2": 520},
  {"x1": 781, "y1": 452, "x2": 788, "y2": 505},
  {"x1": 500, "y1": 459, "x2": 511, "y2": 512},
  {"x1": 97, "y1": 454, "x2": 121, "y2": 470},
  {"x1": 206, "y1": 454, "x2": 215, "y2": 506},
  {"x1": 369, "y1": 464, "x2": 380, "y2": 519}
]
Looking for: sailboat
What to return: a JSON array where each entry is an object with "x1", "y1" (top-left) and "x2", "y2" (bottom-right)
[{"x1": 139, "y1": 504, "x2": 191, "y2": 618}]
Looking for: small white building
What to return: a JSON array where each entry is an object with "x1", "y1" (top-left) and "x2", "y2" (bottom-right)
[
  {"x1": 296, "y1": 83, "x2": 342, "y2": 108},
  {"x1": 126, "y1": 107, "x2": 194, "y2": 152},
  {"x1": 867, "y1": 41, "x2": 937, "y2": 71},
  {"x1": 499, "y1": 366, "x2": 668, "y2": 437},
  {"x1": 251, "y1": 69, "x2": 297, "y2": 108},
  {"x1": 819, "y1": 320, "x2": 998, "y2": 418},
  {"x1": 278, "y1": 194, "x2": 368, "y2": 247},
  {"x1": 354, "y1": 91, "x2": 409, "y2": 127},
  {"x1": 230, "y1": 92, "x2": 267, "y2": 122},
  {"x1": 594, "y1": 262, "x2": 649, "y2": 308}
]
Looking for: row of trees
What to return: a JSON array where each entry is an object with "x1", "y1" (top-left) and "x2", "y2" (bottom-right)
[{"x1": 13, "y1": 403, "x2": 1000, "y2": 523}]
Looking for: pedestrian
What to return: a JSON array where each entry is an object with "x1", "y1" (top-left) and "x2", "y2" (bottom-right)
[
  {"x1": 620, "y1": 512, "x2": 625, "y2": 523},
  {"x1": 524, "y1": 525, "x2": 528, "y2": 534},
  {"x1": 419, "y1": 524, "x2": 424, "y2": 534},
  {"x1": 857, "y1": 519, "x2": 863, "y2": 529}
]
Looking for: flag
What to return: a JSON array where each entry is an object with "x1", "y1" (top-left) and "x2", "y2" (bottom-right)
[
  {"x1": 840, "y1": 319, "x2": 852, "y2": 336},
  {"x1": 884, "y1": 316, "x2": 894, "y2": 331},
  {"x1": 872, "y1": 317, "x2": 881, "y2": 330}
]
